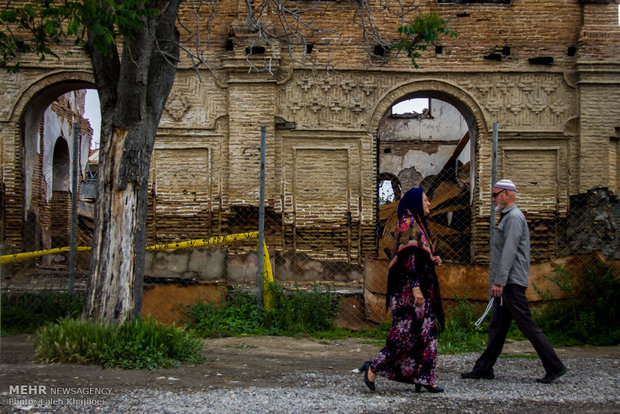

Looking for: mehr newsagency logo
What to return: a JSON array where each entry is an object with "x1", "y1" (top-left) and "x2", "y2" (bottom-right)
[{"x1": 7, "y1": 384, "x2": 112, "y2": 409}]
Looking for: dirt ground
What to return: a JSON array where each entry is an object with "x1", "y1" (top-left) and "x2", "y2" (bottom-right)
[{"x1": 1, "y1": 333, "x2": 619, "y2": 398}]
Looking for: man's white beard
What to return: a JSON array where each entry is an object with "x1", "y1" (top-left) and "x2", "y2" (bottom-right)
[{"x1": 494, "y1": 204, "x2": 503, "y2": 212}]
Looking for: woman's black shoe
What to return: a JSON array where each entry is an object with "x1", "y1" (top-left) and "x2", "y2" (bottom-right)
[
  {"x1": 415, "y1": 384, "x2": 444, "y2": 393},
  {"x1": 359, "y1": 361, "x2": 375, "y2": 391}
]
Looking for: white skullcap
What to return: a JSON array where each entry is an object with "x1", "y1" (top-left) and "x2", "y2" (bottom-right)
[{"x1": 493, "y1": 179, "x2": 517, "y2": 192}]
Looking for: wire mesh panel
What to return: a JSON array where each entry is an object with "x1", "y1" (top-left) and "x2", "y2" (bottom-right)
[
  {"x1": 1, "y1": 88, "x2": 619, "y2": 333},
  {"x1": 2, "y1": 162, "x2": 619, "y2": 331}
]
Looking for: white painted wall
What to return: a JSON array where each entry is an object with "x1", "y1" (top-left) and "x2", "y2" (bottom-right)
[{"x1": 380, "y1": 99, "x2": 468, "y2": 142}]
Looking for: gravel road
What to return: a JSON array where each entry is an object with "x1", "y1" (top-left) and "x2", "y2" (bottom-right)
[{"x1": 1, "y1": 335, "x2": 618, "y2": 413}]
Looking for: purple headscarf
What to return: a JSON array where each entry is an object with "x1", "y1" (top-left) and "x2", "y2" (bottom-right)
[{"x1": 397, "y1": 187, "x2": 428, "y2": 229}]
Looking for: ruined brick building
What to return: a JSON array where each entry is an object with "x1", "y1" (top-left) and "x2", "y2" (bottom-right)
[
  {"x1": 0, "y1": 0, "x2": 618, "y2": 285},
  {"x1": 5, "y1": 90, "x2": 92, "y2": 264}
]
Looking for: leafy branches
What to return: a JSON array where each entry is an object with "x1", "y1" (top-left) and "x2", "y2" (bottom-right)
[
  {"x1": 0, "y1": 0, "x2": 160, "y2": 71},
  {"x1": 1, "y1": 0, "x2": 79, "y2": 71},
  {"x1": 393, "y1": 12, "x2": 457, "y2": 68},
  {"x1": 353, "y1": 1, "x2": 456, "y2": 67},
  {"x1": 533, "y1": 259, "x2": 619, "y2": 345}
]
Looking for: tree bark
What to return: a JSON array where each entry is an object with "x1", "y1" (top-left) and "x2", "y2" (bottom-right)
[{"x1": 83, "y1": 0, "x2": 181, "y2": 323}]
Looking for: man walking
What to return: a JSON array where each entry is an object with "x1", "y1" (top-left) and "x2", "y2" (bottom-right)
[{"x1": 462, "y1": 179, "x2": 567, "y2": 383}]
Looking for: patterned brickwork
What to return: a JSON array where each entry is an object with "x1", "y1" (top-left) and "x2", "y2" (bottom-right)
[{"x1": 0, "y1": 0, "x2": 619, "y2": 267}]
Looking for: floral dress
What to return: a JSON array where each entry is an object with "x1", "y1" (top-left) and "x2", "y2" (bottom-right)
[{"x1": 370, "y1": 213, "x2": 443, "y2": 386}]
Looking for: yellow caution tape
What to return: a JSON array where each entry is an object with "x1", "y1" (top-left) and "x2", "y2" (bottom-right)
[
  {"x1": 0, "y1": 231, "x2": 275, "y2": 310},
  {"x1": 0, "y1": 246, "x2": 92, "y2": 264},
  {"x1": 145, "y1": 232, "x2": 259, "y2": 251}
]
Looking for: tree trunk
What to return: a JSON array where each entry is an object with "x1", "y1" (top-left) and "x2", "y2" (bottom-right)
[{"x1": 83, "y1": 0, "x2": 181, "y2": 323}]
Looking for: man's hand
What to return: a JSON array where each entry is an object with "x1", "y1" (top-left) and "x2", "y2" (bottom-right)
[
  {"x1": 431, "y1": 255, "x2": 442, "y2": 266},
  {"x1": 491, "y1": 284, "x2": 504, "y2": 298}
]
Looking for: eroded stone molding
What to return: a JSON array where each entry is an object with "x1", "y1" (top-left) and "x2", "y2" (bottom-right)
[{"x1": 4, "y1": 70, "x2": 95, "y2": 123}]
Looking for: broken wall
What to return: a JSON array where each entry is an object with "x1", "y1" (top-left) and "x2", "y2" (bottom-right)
[
  {"x1": 379, "y1": 99, "x2": 470, "y2": 191},
  {"x1": 21, "y1": 91, "x2": 93, "y2": 259}
]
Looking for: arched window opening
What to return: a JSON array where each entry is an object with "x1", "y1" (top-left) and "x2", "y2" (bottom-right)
[
  {"x1": 20, "y1": 86, "x2": 96, "y2": 264},
  {"x1": 378, "y1": 173, "x2": 401, "y2": 206},
  {"x1": 52, "y1": 138, "x2": 70, "y2": 192},
  {"x1": 392, "y1": 98, "x2": 431, "y2": 118}
]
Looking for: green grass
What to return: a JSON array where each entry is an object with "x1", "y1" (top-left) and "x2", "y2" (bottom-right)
[
  {"x1": 183, "y1": 284, "x2": 490, "y2": 354},
  {"x1": 34, "y1": 317, "x2": 204, "y2": 369},
  {"x1": 1, "y1": 292, "x2": 84, "y2": 335},
  {"x1": 12, "y1": 259, "x2": 618, "y2": 368},
  {"x1": 182, "y1": 283, "x2": 341, "y2": 337}
]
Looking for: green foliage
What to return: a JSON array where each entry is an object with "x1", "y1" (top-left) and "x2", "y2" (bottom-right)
[
  {"x1": 311, "y1": 322, "x2": 392, "y2": 341},
  {"x1": 184, "y1": 284, "x2": 491, "y2": 353},
  {"x1": 34, "y1": 317, "x2": 204, "y2": 369},
  {"x1": 182, "y1": 289, "x2": 264, "y2": 337},
  {"x1": 392, "y1": 12, "x2": 457, "y2": 68},
  {"x1": 264, "y1": 283, "x2": 340, "y2": 334},
  {"x1": 315, "y1": 295, "x2": 489, "y2": 354},
  {"x1": 533, "y1": 260, "x2": 620, "y2": 346},
  {"x1": 0, "y1": 0, "x2": 160, "y2": 70},
  {"x1": 438, "y1": 295, "x2": 487, "y2": 354},
  {"x1": 99, "y1": 317, "x2": 205, "y2": 369},
  {"x1": 1, "y1": 292, "x2": 83, "y2": 335},
  {"x1": 182, "y1": 283, "x2": 341, "y2": 337}
]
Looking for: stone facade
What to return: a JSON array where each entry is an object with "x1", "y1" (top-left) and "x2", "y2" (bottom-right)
[{"x1": 0, "y1": 1, "x2": 619, "y2": 281}]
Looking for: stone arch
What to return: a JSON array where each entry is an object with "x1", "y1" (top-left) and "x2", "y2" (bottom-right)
[
  {"x1": 6, "y1": 70, "x2": 95, "y2": 252},
  {"x1": 16, "y1": 70, "x2": 95, "y2": 213},
  {"x1": 370, "y1": 79, "x2": 488, "y2": 263},
  {"x1": 8, "y1": 70, "x2": 95, "y2": 123},
  {"x1": 369, "y1": 79, "x2": 487, "y2": 134}
]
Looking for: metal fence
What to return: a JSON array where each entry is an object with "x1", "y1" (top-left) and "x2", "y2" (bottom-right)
[{"x1": 1, "y1": 126, "x2": 618, "y2": 331}]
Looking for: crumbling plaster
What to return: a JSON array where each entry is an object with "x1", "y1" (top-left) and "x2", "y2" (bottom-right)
[
  {"x1": 24, "y1": 94, "x2": 91, "y2": 209},
  {"x1": 379, "y1": 99, "x2": 470, "y2": 187}
]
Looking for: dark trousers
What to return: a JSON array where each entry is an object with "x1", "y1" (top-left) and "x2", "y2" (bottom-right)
[{"x1": 473, "y1": 284, "x2": 564, "y2": 375}]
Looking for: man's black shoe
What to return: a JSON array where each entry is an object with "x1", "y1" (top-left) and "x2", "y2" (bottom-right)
[
  {"x1": 536, "y1": 365, "x2": 567, "y2": 384},
  {"x1": 461, "y1": 371, "x2": 495, "y2": 380}
]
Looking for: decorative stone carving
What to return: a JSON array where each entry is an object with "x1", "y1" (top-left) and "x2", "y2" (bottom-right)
[
  {"x1": 159, "y1": 72, "x2": 227, "y2": 129},
  {"x1": 165, "y1": 91, "x2": 191, "y2": 122},
  {"x1": 277, "y1": 71, "x2": 577, "y2": 132}
]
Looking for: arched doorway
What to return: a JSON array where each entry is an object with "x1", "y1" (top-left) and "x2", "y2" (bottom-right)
[
  {"x1": 371, "y1": 81, "x2": 486, "y2": 264},
  {"x1": 13, "y1": 76, "x2": 96, "y2": 267}
]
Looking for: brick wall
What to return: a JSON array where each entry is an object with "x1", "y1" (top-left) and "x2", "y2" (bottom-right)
[{"x1": 1, "y1": 1, "x2": 619, "y2": 272}]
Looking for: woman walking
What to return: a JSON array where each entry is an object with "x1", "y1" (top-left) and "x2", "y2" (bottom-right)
[{"x1": 360, "y1": 188, "x2": 445, "y2": 393}]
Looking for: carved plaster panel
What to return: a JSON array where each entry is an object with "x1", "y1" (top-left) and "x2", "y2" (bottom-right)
[
  {"x1": 278, "y1": 72, "x2": 377, "y2": 129},
  {"x1": 277, "y1": 71, "x2": 577, "y2": 132},
  {"x1": 458, "y1": 73, "x2": 576, "y2": 130},
  {"x1": 160, "y1": 72, "x2": 227, "y2": 130}
]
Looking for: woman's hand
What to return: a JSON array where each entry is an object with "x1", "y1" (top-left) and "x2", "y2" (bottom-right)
[
  {"x1": 413, "y1": 287, "x2": 424, "y2": 307},
  {"x1": 431, "y1": 255, "x2": 442, "y2": 266}
]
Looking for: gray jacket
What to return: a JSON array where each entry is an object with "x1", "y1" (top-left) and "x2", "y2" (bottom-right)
[{"x1": 489, "y1": 204, "x2": 530, "y2": 288}]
